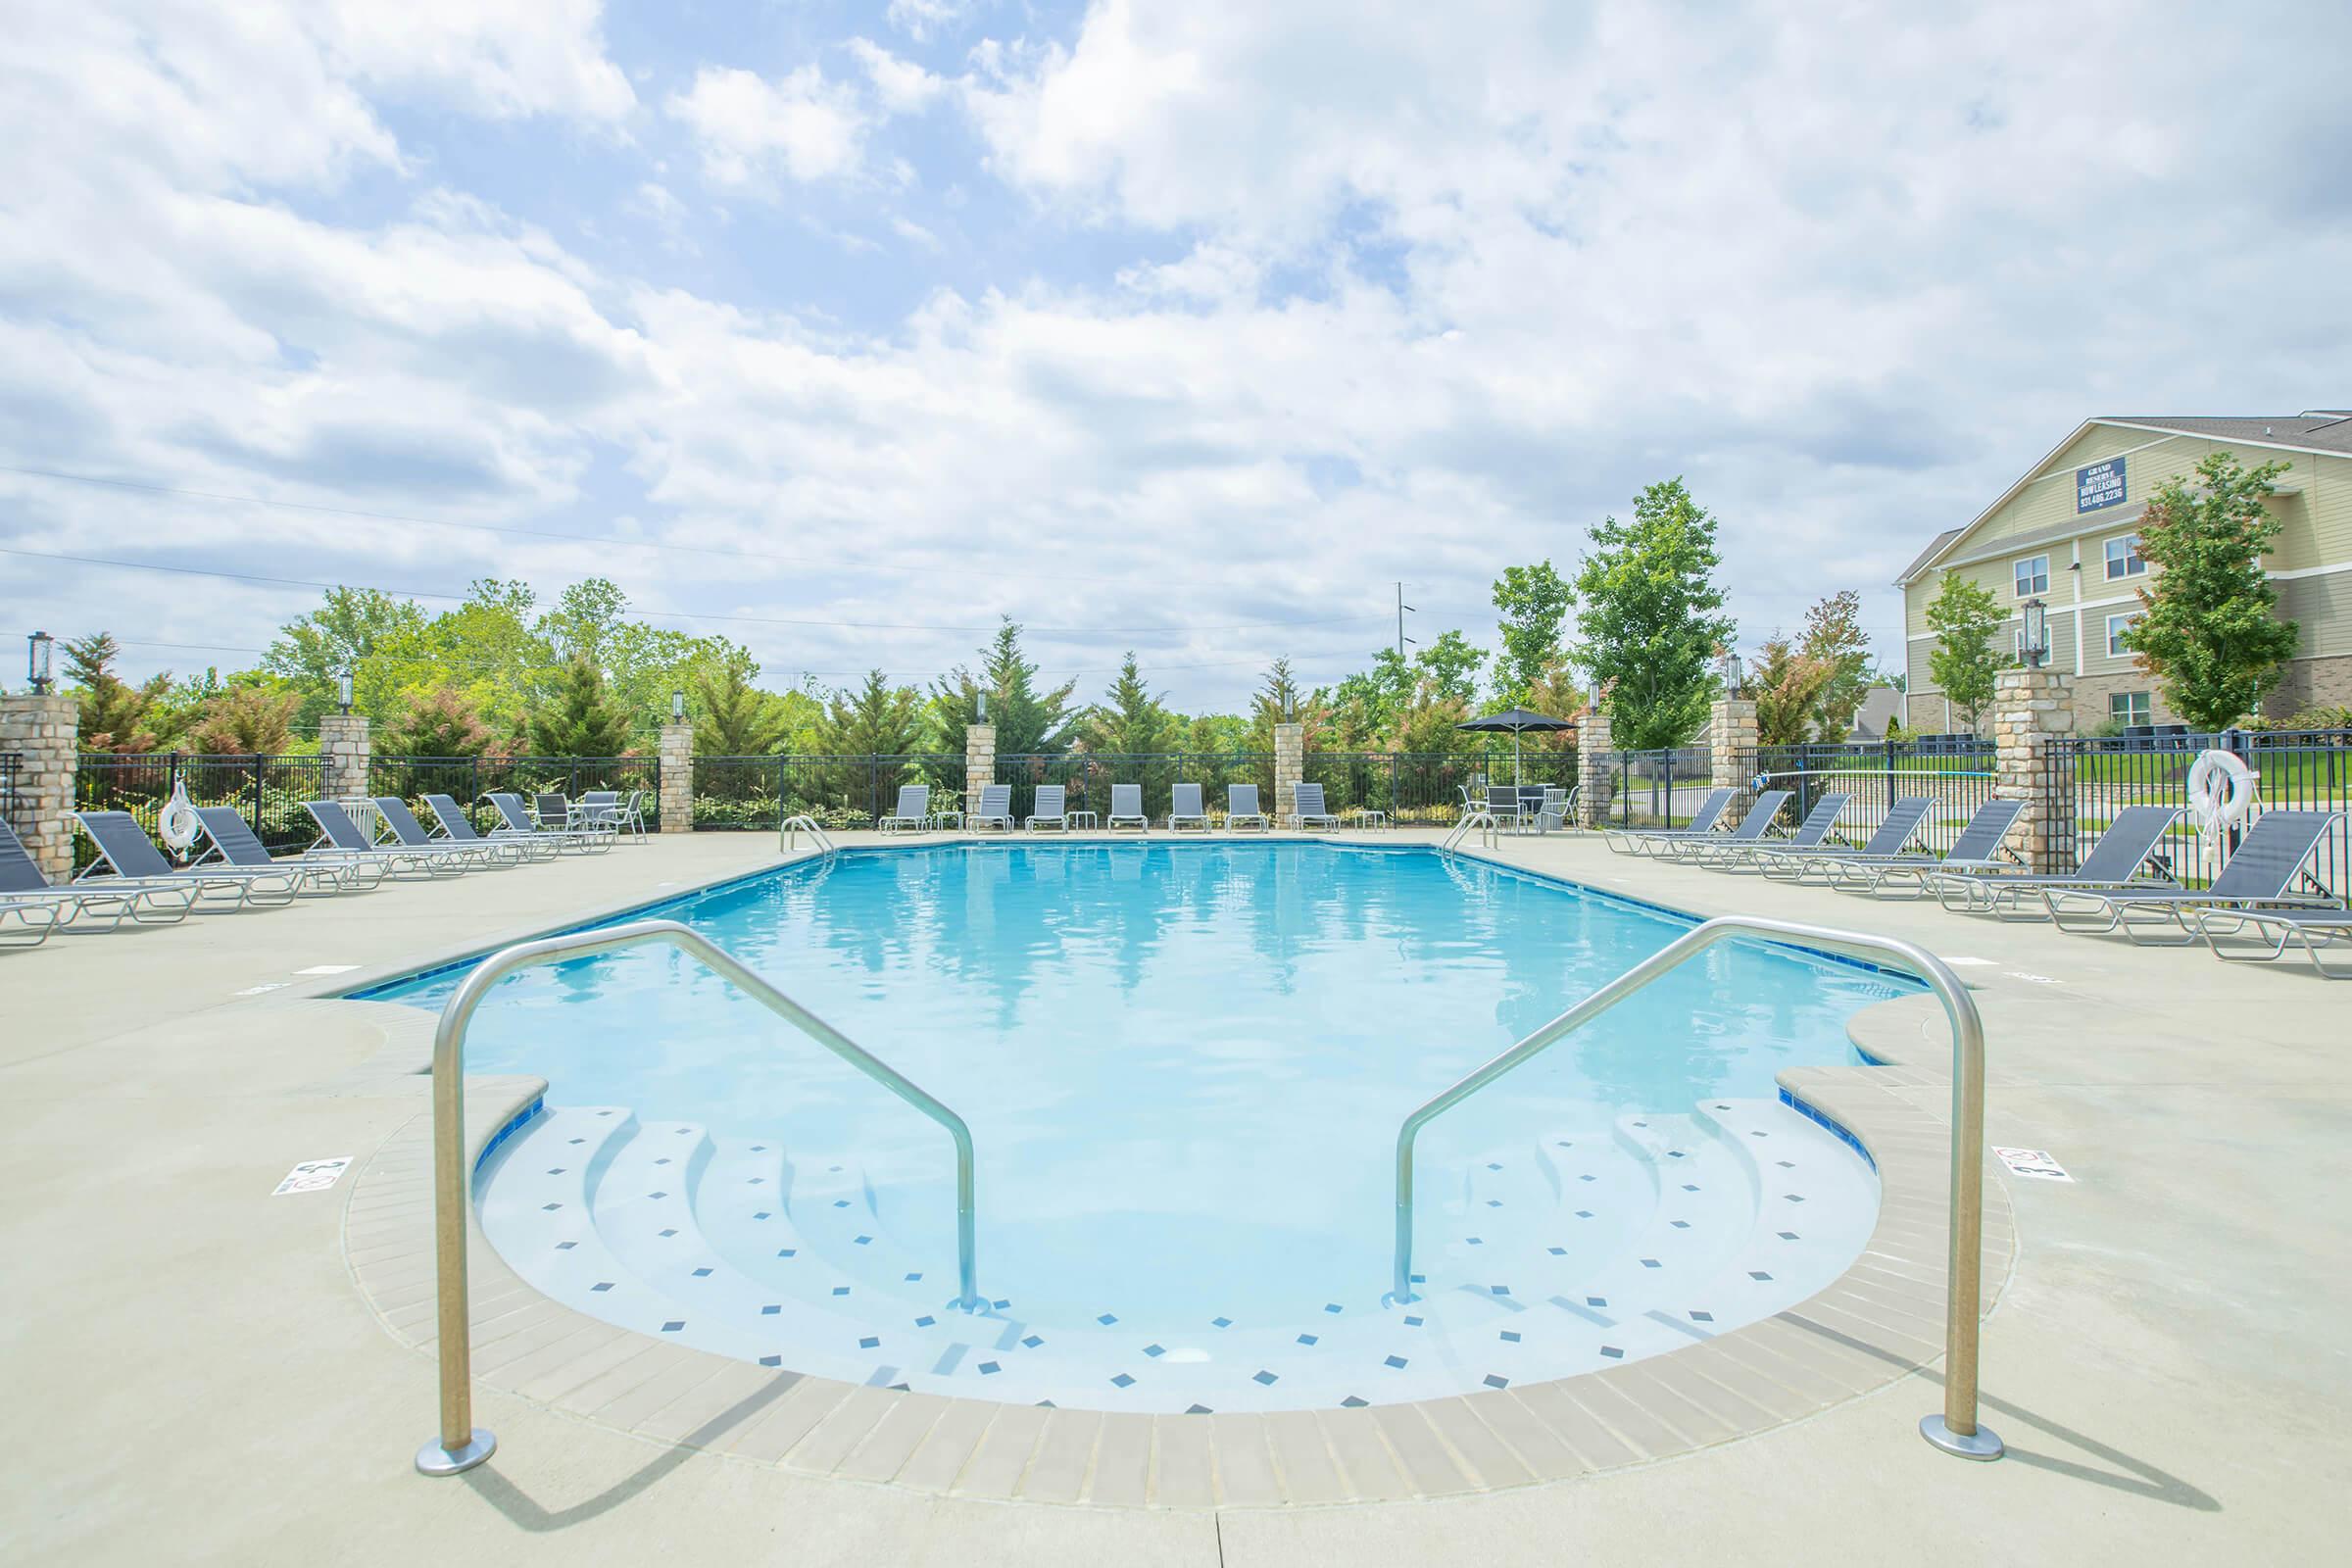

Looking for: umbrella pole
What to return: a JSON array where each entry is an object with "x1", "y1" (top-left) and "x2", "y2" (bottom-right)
[{"x1": 1514, "y1": 730, "x2": 1523, "y2": 785}]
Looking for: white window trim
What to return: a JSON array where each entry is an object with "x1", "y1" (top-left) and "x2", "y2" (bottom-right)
[
  {"x1": 2105, "y1": 612, "x2": 2138, "y2": 657},
  {"x1": 2108, "y1": 690, "x2": 2152, "y2": 724},
  {"x1": 2103, "y1": 533, "x2": 2146, "y2": 581},
  {"x1": 2012, "y1": 553, "x2": 2050, "y2": 598}
]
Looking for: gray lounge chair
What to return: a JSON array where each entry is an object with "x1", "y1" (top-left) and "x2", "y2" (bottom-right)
[
  {"x1": 1600, "y1": 787, "x2": 1737, "y2": 855},
  {"x1": 307, "y1": 801, "x2": 470, "y2": 878},
  {"x1": 1757, "y1": 797, "x2": 1936, "y2": 883},
  {"x1": 1168, "y1": 783, "x2": 1208, "y2": 832},
  {"x1": 1825, "y1": 798, "x2": 2028, "y2": 897},
  {"x1": 1027, "y1": 785, "x2": 1070, "y2": 832},
  {"x1": 2194, "y1": 903, "x2": 2352, "y2": 979},
  {"x1": 486, "y1": 792, "x2": 612, "y2": 854},
  {"x1": 971, "y1": 784, "x2": 1015, "y2": 832},
  {"x1": 1929, "y1": 805, "x2": 2182, "y2": 917},
  {"x1": 1681, "y1": 793, "x2": 1851, "y2": 870},
  {"x1": 423, "y1": 795, "x2": 559, "y2": 861},
  {"x1": 374, "y1": 797, "x2": 520, "y2": 868},
  {"x1": 74, "y1": 809, "x2": 307, "y2": 908},
  {"x1": 191, "y1": 806, "x2": 382, "y2": 892},
  {"x1": 1651, "y1": 790, "x2": 1793, "y2": 861},
  {"x1": 2041, "y1": 810, "x2": 2344, "y2": 943},
  {"x1": 1288, "y1": 782, "x2": 1340, "y2": 830},
  {"x1": 1226, "y1": 784, "x2": 1270, "y2": 831},
  {"x1": 879, "y1": 785, "x2": 931, "y2": 834},
  {"x1": 0, "y1": 816, "x2": 196, "y2": 943},
  {"x1": 1106, "y1": 784, "x2": 1148, "y2": 833}
]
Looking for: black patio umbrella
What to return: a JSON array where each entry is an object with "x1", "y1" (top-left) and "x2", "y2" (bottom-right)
[{"x1": 1456, "y1": 707, "x2": 1576, "y2": 784}]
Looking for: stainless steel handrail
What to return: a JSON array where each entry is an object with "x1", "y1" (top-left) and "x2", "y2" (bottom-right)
[
  {"x1": 1441, "y1": 808, "x2": 1498, "y2": 854},
  {"x1": 778, "y1": 813, "x2": 837, "y2": 856},
  {"x1": 1391, "y1": 915, "x2": 2001, "y2": 1461},
  {"x1": 415, "y1": 918, "x2": 979, "y2": 1477}
]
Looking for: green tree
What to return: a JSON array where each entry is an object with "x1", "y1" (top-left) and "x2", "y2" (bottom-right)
[
  {"x1": 820, "y1": 670, "x2": 929, "y2": 755},
  {"x1": 1923, "y1": 571, "x2": 2007, "y2": 732},
  {"x1": 2122, "y1": 452, "x2": 2298, "y2": 728},
  {"x1": 1414, "y1": 630, "x2": 1485, "y2": 708},
  {"x1": 932, "y1": 620, "x2": 1077, "y2": 756},
  {"x1": 1799, "y1": 590, "x2": 1874, "y2": 741},
  {"x1": 1573, "y1": 478, "x2": 1737, "y2": 749},
  {"x1": 263, "y1": 587, "x2": 429, "y2": 730},
  {"x1": 1324, "y1": 647, "x2": 1416, "y2": 749},
  {"x1": 525, "y1": 655, "x2": 634, "y2": 757},
  {"x1": 692, "y1": 662, "x2": 794, "y2": 756},
  {"x1": 67, "y1": 633, "x2": 175, "y2": 752},
  {"x1": 381, "y1": 685, "x2": 495, "y2": 758},
  {"x1": 1490, "y1": 561, "x2": 1576, "y2": 708},
  {"x1": 188, "y1": 686, "x2": 299, "y2": 754},
  {"x1": 1749, "y1": 634, "x2": 1837, "y2": 747},
  {"x1": 1077, "y1": 654, "x2": 1176, "y2": 755}
]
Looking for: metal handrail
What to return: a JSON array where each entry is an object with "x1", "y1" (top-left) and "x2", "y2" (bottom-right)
[
  {"x1": 415, "y1": 918, "x2": 978, "y2": 1477},
  {"x1": 1441, "y1": 808, "x2": 1498, "y2": 854},
  {"x1": 1391, "y1": 915, "x2": 2001, "y2": 1461},
  {"x1": 778, "y1": 813, "x2": 837, "y2": 856}
]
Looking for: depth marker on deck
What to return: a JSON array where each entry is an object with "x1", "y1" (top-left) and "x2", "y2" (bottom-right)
[{"x1": 272, "y1": 1157, "x2": 353, "y2": 1196}]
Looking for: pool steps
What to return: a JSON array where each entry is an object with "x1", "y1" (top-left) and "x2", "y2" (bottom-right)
[{"x1": 477, "y1": 1099, "x2": 1879, "y2": 1414}]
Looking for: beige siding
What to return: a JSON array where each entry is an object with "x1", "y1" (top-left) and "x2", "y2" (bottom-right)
[
  {"x1": 2277, "y1": 571, "x2": 2352, "y2": 660},
  {"x1": 1962, "y1": 425, "x2": 2153, "y2": 549}
]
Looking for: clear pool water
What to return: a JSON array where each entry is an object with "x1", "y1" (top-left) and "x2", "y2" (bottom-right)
[{"x1": 362, "y1": 843, "x2": 1910, "y2": 1410}]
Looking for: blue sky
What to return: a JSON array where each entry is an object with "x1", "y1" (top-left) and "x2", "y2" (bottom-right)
[{"x1": 3, "y1": 1, "x2": 2348, "y2": 710}]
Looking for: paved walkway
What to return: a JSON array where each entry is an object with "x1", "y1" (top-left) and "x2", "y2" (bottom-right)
[{"x1": 2, "y1": 829, "x2": 2342, "y2": 1565}]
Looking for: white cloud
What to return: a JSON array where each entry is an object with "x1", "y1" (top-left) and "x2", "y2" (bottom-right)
[
  {"x1": 886, "y1": 0, "x2": 976, "y2": 43},
  {"x1": 847, "y1": 38, "x2": 946, "y2": 115},
  {"x1": 667, "y1": 65, "x2": 869, "y2": 185}
]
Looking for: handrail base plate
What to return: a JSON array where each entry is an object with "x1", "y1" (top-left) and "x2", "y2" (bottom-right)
[
  {"x1": 1920, "y1": 1414, "x2": 2003, "y2": 1461},
  {"x1": 416, "y1": 1428, "x2": 497, "y2": 1477}
]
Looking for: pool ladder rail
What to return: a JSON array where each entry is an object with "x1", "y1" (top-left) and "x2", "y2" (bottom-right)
[
  {"x1": 414, "y1": 918, "x2": 976, "y2": 1478},
  {"x1": 778, "y1": 813, "x2": 838, "y2": 857},
  {"x1": 1393, "y1": 915, "x2": 2004, "y2": 1462},
  {"x1": 1441, "y1": 808, "x2": 1500, "y2": 854}
]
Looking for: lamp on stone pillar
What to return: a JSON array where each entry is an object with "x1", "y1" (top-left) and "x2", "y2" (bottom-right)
[
  {"x1": 977, "y1": 692, "x2": 988, "y2": 722},
  {"x1": 25, "y1": 631, "x2": 54, "y2": 695},
  {"x1": 1718, "y1": 650, "x2": 1743, "y2": 698},
  {"x1": 2020, "y1": 598, "x2": 2049, "y2": 670},
  {"x1": 336, "y1": 667, "x2": 354, "y2": 714},
  {"x1": 671, "y1": 689, "x2": 686, "y2": 724}
]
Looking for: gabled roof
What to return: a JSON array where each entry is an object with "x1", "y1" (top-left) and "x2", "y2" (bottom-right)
[{"x1": 1896, "y1": 528, "x2": 1963, "y2": 586}]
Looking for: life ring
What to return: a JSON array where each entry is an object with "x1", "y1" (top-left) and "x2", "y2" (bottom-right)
[
  {"x1": 158, "y1": 781, "x2": 203, "y2": 855},
  {"x1": 2184, "y1": 749, "x2": 2256, "y2": 842}
]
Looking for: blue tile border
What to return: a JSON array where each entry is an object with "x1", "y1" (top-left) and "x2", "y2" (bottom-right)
[
  {"x1": 1777, "y1": 1087, "x2": 1879, "y2": 1173},
  {"x1": 472, "y1": 1094, "x2": 546, "y2": 1177}
]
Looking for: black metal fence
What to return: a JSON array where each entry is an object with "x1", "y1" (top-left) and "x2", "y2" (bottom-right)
[
  {"x1": 0, "y1": 752, "x2": 19, "y2": 832},
  {"x1": 2045, "y1": 727, "x2": 2352, "y2": 893},
  {"x1": 1308, "y1": 751, "x2": 1580, "y2": 825},
  {"x1": 368, "y1": 756, "x2": 663, "y2": 836},
  {"x1": 692, "y1": 754, "x2": 967, "y2": 831},
  {"x1": 1584, "y1": 746, "x2": 1710, "y2": 829},
  {"x1": 74, "y1": 752, "x2": 328, "y2": 869},
  {"x1": 1748, "y1": 738, "x2": 1999, "y2": 856}
]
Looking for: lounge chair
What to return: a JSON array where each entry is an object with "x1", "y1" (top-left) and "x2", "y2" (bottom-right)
[
  {"x1": 2194, "y1": 903, "x2": 2352, "y2": 979},
  {"x1": 1928, "y1": 805, "x2": 2182, "y2": 918},
  {"x1": 1027, "y1": 785, "x2": 1070, "y2": 832},
  {"x1": 191, "y1": 806, "x2": 383, "y2": 892},
  {"x1": 1756, "y1": 797, "x2": 1936, "y2": 883},
  {"x1": 1288, "y1": 782, "x2": 1340, "y2": 831},
  {"x1": 1599, "y1": 787, "x2": 1736, "y2": 856},
  {"x1": 2040, "y1": 810, "x2": 2345, "y2": 943},
  {"x1": 486, "y1": 792, "x2": 612, "y2": 854},
  {"x1": 1168, "y1": 783, "x2": 1209, "y2": 832},
  {"x1": 1106, "y1": 784, "x2": 1148, "y2": 833},
  {"x1": 1823, "y1": 798, "x2": 2028, "y2": 897},
  {"x1": 307, "y1": 801, "x2": 472, "y2": 878},
  {"x1": 971, "y1": 784, "x2": 1016, "y2": 833},
  {"x1": 1226, "y1": 784, "x2": 1270, "y2": 831},
  {"x1": 879, "y1": 785, "x2": 932, "y2": 834},
  {"x1": 0, "y1": 816, "x2": 197, "y2": 944},
  {"x1": 1680, "y1": 793, "x2": 1851, "y2": 871},
  {"x1": 373, "y1": 797, "x2": 522, "y2": 868},
  {"x1": 1652, "y1": 790, "x2": 1793, "y2": 861},
  {"x1": 74, "y1": 809, "x2": 308, "y2": 908},
  {"x1": 423, "y1": 795, "x2": 559, "y2": 861}
]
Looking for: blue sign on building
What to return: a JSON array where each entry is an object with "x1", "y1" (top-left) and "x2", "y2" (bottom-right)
[{"x1": 2077, "y1": 457, "x2": 2126, "y2": 513}]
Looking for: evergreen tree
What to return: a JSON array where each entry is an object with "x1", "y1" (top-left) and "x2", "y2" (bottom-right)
[
  {"x1": 67, "y1": 632, "x2": 174, "y2": 752},
  {"x1": 1077, "y1": 654, "x2": 1175, "y2": 755},
  {"x1": 821, "y1": 670, "x2": 928, "y2": 755},
  {"x1": 1490, "y1": 561, "x2": 1575, "y2": 708},
  {"x1": 2123, "y1": 451, "x2": 2298, "y2": 728},
  {"x1": 525, "y1": 655, "x2": 634, "y2": 757},
  {"x1": 1924, "y1": 571, "x2": 2007, "y2": 732},
  {"x1": 381, "y1": 685, "x2": 494, "y2": 758},
  {"x1": 931, "y1": 619, "x2": 1077, "y2": 756},
  {"x1": 692, "y1": 662, "x2": 793, "y2": 756},
  {"x1": 1749, "y1": 634, "x2": 1837, "y2": 747},
  {"x1": 1799, "y1": 590, "x2": 1874, "y2": 741},
  {"x1": 188, "y1": 686, "x2": 299, "y2": 754},
  {"x1": 1572, "y1": 478, "x2": 1737, "y2": 750}
]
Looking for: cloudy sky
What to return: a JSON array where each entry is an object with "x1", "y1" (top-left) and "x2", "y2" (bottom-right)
[{"x1": 3, "y1": 0, "x2": 2347, "y2": 710}]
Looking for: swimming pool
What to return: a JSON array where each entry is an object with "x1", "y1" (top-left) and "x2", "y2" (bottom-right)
[{"x1": 361, "y1": 843, "x2": 1908, "y2": 1412}]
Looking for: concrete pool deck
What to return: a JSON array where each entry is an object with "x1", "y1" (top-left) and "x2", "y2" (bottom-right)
[{"x1": 2, "y1": 828, "x2": 2344, "y2": 1564}]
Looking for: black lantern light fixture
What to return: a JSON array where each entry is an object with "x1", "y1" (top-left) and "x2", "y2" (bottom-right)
[
  {"x1": 25, "y1": 630, "x2": 55, "y2": 695},
  {"x1": 976, "y1": 691, "x2": 988, "y2": 722},
  {"x1": 1719, "y1": 650, "x2": 1744, "y2": 698},
  {"x1": 671, "y1": 689, "x2": 686, "y2": 723},
  {"x1": 2020, "y1": 597, "x2": 2049, "y2": 670},
  {"x1": 336, "y1": 667, "x2": 355, "y2": 714}
]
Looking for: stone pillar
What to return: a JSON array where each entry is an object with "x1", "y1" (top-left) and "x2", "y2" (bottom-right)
[
  {"x1": 1708, "y1": 697, "x2": 1758, "y2": 814},
  {"x1": 658, "y1": 720, "x2": 693, "y2": 835},
  {"x1": 0, "y1": 692, "x2": 77, "y2": 883},
  {"x1": 1993, "y1": 667, "x2": 2077, "y2": 873},
  {"x1": 963, "y1": 723, "x2": 995, "y2": 820},
  {"x1": 1574, "y1": 708, "x2": 1612, "y2": 828},
  {"x1": 317, "y1": 711, "x2": 370, "y2": 802},
  {"x1": 1273, "y1": 722, "x2": 1304, "y2": 821}
]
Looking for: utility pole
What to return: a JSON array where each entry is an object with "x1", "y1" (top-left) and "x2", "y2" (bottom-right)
[{"x1": 1396, "y1": 582, "x2": 1416, "y2": 660}]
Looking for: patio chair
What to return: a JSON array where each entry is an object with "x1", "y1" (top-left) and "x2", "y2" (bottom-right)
[
  {"x1": 74, "y1": 809, "x2": 308, "y2": 908},
  {"x1": 1824, "y1": 798, "x2": 2028, "y2": 898},
  {"x1": 1105, "y1": 784, "x2": 1148, "y2": 832},
  {"x1": 1485, "y1": 785, "x2": 1526, "y2": 833},
  {"x1": 0, "y1": 816, "x2": 198, "y2": 944},
  {"x1": 575, "y1": 791, "x2": 635, "y2": 842},
  {"x1": 1168, "y1": 783, "x2": 1209, "y2": 832},
  {"x1": 1530, "y1": 786, "x2": 1574, "y2": 833},
  {"x1": 613, "y1": 788, "x2": 651, "y2": 842},
  {"x1": 1027, "y1": 785, "x2": 1070, "y2": 832},
  {"x1": 879, "y1": 785, "x2": 931, "y2": 834},
  {"x1": 1600, "y1": 787, "x2": 1737, "y2": 856},
  {"x1": 190, "y1": 806, "x2": 384, "y2": 892},
  {"x1": 485, "y1": 793, "x2": 613, "y2": 855},
  {"x1": 373, "y1": 797, "x2": 520, "y2": 868},
  {"x1": 1928, "y1": 805, "x2": 2183, "y2": 917},
  {"x1": 534, "y1": 792, "x2": 604, "y2": 837},
  {"x1": 1288, "y1": 782, "x2": 1340, "y2": 831},
  {"x1": 1653, "y1": 790, "x2": 1793, "y2": 862},
  {"x1": 1680, "y1": 793, "x2": 1850, "y2": 870},
  {"x1": 1756, "y1": 797, "x2": 1936, "y2": 883},
  {"x1": 2194, "y1": 902, "x2": 2352, "y2": 979},
  {"x1": 419, "y1": 795, "x2": 559, "y2": 861},
  {"x1": 306, "y1": 802, "x2": 472, "y2": 879},
  {"x1": 2040, "y1": 810, "x2": 2345, "y2": 943},
  {"x1": 1226, "y1": 784, "x2": 1270, "y2": 831},
  {"x1": 971, "y1": 784, "x2": 1016, "y2": 833}
]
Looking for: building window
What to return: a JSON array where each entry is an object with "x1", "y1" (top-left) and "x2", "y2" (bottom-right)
[
  {"x1": 2106, "y1": 612, "x2": 2139, "y2": 658},
  {"x1": 2110, "y1": 691, "x2": 2151, "y2": 726},
  {"x1": 2014, "y1": 554, "x2": 2049, "y2": 597},
  {"x1": 2104, "y1": 534, "x2": 2145, "y2": 580}
]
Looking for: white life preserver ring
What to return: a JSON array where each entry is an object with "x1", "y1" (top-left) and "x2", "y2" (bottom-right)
[
  {"x1": 2184, "y1": 749, "x2": 2256, "y2": 843},
  {"x1": 158, "y1": 781, "x2": 203, "y2": 855}
]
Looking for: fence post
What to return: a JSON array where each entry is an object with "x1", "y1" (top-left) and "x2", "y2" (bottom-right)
[
  {"x1": 1273, "y1": 723, "x2": 1304, "y2": 821},
  {"x1": 1707, "y1": 696, "x2": 1758, "y2": 819},
  {"x1": 318, "y1": 711, "x2": 370, "y2": 804},
  {"x1": 0, "y1": 690, "x2": 78, "y2": 882},
  {"x1": 1574, "y1": 708, "x2": 1612, "y2": 827},
  {"x1": 1993, "y1": 668, "x2": 2077, "y2": 873},
  {"x1": 658, "y1": 717, "x2": 694, "y2": 835},
  {"x1": 963, "y1": 723, "x2": 996, "y2": 822}
]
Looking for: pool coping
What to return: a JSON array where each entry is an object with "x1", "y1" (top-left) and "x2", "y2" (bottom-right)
[{"x1": 337, "y1": 833, "x2": 2014, "y2": 1509}]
